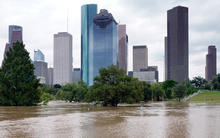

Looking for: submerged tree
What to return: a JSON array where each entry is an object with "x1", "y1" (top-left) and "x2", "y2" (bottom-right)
[
  {"x1": 0, "y1": 42, "x2": 41, "y2": 106},
  {"x1": 173, "y1": 83, "x2": 187, "y2": 102}
]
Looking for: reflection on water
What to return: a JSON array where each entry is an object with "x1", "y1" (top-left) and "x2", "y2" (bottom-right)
[{"x1": 0, "y1": 101, "x2": 220, "y2": 138}]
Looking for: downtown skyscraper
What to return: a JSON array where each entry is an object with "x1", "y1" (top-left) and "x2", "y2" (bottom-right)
[
  {"x1": 34, "y1": 49, "x2": 45, "y2": 62},
  {"x1": 81, "y1": 4, "x2": 97, "y2": 85},
  {"x1": 205, "y1": 45, "x2": 217, "y2": 81},
  {"x1": 4, "y1": 25, "x2": 23, "y2": 58},
  {"x1": 133, "y1": 45, "x2": 148, "y2": 72},
  {"x1": 53, "y1": 32, "x2": 72, "y2": 85},
  {"x1": 88, "y1": 9, "x2": 118, "y2": 85},
  {"x1": 118, "y1": 24, "x2": 128, "y2": 73},
  {"x1": 165, "y1": 6, "x2": 189, "y2": 82}
]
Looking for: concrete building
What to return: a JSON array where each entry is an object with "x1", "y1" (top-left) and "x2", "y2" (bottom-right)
[
  {"x1": 133, "y1": 66, "x2": 159, "y2": 83},
  {"x1": 53, "y1": 32, "x2": 72, "y2": 85},
  {"x1": 33, "y1": 61, "x2": 48, "y2": 84},
  {"x1": 88, "y1": 9, "x2": 118, "y2": 85},
  {"x1": 34, "y1": 49, "x2": 45, "y2": 62},
  {"x1": 118, "y1": 24, "x2": 128, "y2": 73},
  {"x1": 48, "y1": 68, "x2": 53, "y2": 86},
  {"x1": 72, "y1": 68, "x2": 81, "y2": 83},
  {"x1": 4, "y1": 25, "x2": 23, "y2": 58},
  {"x1": 205, "y1": 46, "x2": 217, "y2": 81},
  {"x1": 165, "y1": 6, "x2": 188, "y2": 82},
  {"x1": 133, "y1": 45, "x2": 148, "y2": 72},
  {"x1": 81, "y1": 4, "x2": 98, "y2": 85}
]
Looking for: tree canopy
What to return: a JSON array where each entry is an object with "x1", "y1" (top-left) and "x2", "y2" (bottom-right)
[{"x1": 0, "y1": 42, "x2": 41, "y2": 106}]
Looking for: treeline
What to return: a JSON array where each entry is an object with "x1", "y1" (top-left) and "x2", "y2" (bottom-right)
[{"x1": 41, "y1": 65, "x2": 220, "y2": 106}]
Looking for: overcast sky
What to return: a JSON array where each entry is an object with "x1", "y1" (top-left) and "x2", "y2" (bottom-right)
[{"x1": 0, "y1": 0, "x2": 219, "y2": 81}]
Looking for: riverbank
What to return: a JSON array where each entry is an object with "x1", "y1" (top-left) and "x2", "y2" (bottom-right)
[{"x1": 188, "y1": 91, "x2": 220, "y2": 103}]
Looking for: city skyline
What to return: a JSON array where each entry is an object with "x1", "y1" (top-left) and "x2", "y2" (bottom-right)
[{"x1": 0, "y1": 0, "x2": 219, "y2": 82}]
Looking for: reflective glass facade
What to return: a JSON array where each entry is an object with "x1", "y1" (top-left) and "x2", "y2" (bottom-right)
[
  {"x1": 81, "y1": 4, "x2": 97, "y2": 85},
  {"x1": 34, "y1": 49, "x2": 45, "y2": 62},
  {"x1": 89, "y1": 9, "x2": 118, "y2": 85},
  {"x1": 9, "y1": 25, "x2": 22, "y2": 43}
]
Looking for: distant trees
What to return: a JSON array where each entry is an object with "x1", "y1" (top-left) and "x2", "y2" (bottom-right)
[
  {"x1": 162, "y1": 80, "x2": 177, "y2": 99},
  {"x1": 173, "y1": 83, "x2": 187, "y2": 102},
  {"x1": 211, "y1": 74, "x2": 220, "y2": 90},
  {"x1": 190, "y1": 76, "x2": 207, "y2": 88},
  {"x1": 86, "y1": 65, "x2": 144, "y2": 106},
  {"x1": 0, "y1": 42, "x2": 41, "y2": 106}
]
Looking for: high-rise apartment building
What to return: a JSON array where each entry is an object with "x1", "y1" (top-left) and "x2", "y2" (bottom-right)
[
  {"x1": 133, "y1": 45, "x2": 148, "y2": 72},
  {"x1": 81, "y1": 4, "x2": 97, "y2": 85},
  {"x1": 34, "y1": 49, "x2": 45, "y2": 62},
  {"x1": 118, "y1": 24, "x2": 128, "y2": 73},
  {"x1": 88, "y1": 9, "x2": 118, "y2": 85},
  {"x1": 53, "y1": 32, "x2": 72, "y2": 85},
  {"x1": 205, "y1": 46, "x2": 217, "y2": 81},
  {"x1": 4, "y1": 25, "x2": 23, "y2": 58},
  {"x1": 165, "y1": 6, "x2": 188, "y2": 82}
]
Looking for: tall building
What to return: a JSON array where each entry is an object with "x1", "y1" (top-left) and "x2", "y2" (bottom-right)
[
  {"x1": 53, "y1": 32, "x2": 72, "y2": 85},
  {"x1": 33, "y1": 61, "x2": 48, "y2": 84},
  {"x1": 72, "y1": 68, "x2": 81, "y2": 83},
  {"x1": 4, "y1": 25, "x2": 23, "y2": 58},
  {"x1": 81, "y1": 4, "x2": 97, "y2": 85},
  {"x1": 88, "y1": 9, "x2": 118, "y2": 85},
  {"x1": 48, "y1": 68, "x2": 53, "y2": 86},
  {"x1": 133, "y1": 66, "x2": 159, "y2": 83},
  {"x1": 165, "y1": 6, "x2": 188, "y2": 82},
  {"x1": 34, "y1": 49, "x2": 45, "y2": 62},
  {"x1": 9, "y1": 25, "x2": 23, "y2": 43},
  {"x1": 205, "y1": 46, "x2": 217, "y2": 81},
  {"x1": 133, "y1": 45, "x2": 148, "y2": 71},
  {"x1": 118, "y1": 24, "x2": 128, "y2": 73}
]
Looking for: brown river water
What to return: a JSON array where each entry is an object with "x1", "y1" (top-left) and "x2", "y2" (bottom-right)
[{"x1": 0, "y1": 101, "x2": 220, "y2": 138}]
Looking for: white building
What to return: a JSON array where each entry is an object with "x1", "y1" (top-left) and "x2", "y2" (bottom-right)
[
  {"x1": 133, "y1": 66, "x2": 159, "y2": 83},
  {"x1": 53, "y1": 32, "x2": 72, "y2": 85}
]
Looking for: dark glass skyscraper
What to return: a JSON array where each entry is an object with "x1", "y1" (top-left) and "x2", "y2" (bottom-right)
[
  {"x1": 89, "y1": 9, "x2": 118, "y2": 85},
  {"x1": 81, "y1": 4, "x2": 97, "y2": 84},
  {"x1": 165, "y1": 6, "x2": 188, "y2": 82},
  {"x1": 205, "y1": 46, "x2": 216, "y2": 81}
]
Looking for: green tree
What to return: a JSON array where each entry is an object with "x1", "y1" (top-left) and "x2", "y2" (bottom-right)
[
  {"x1": 0, "y1": 42, "x2": 41, "y2": 106},
  {"x1": 190, "y1": 76, "x2": 207, "y2": 88},
  {"x1": 162, "y1": 80, "x2": 177, "y2": 99},
  {"x1": 173, "y1": 83, "x2": 187, "y2": 102},
  {"x1": 151, "y1": 83, "x2": 165, "y2": 101},
  {"x1": 75, "y1": 80, "x2": 88, "y2": 102},
  {"x1": 142, "y1": 82, "x2": 152, "y2": 102},
  {"x1": 211, "y1": 74, "x2": 220, "y2": 90},
  {"x1": 86, "y1": 65, "x2": 144, "y2": 106}
]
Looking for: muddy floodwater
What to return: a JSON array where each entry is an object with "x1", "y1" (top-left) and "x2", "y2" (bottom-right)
[{"x1": 0, "y1": 101, "x2": 220, "y2": 138}]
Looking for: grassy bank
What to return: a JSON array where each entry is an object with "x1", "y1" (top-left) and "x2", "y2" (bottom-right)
[{"x1": 189, "y1": 91, "x2": 220, "y2": 103}]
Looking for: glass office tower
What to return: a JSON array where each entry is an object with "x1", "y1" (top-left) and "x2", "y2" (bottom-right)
[
  {"x1": 81, "y1": 4, "x2": 97, "y2": 85},
  {"x1": 34, "y1": 49, "x2": 45, "y2": 62},
  {"x1": 9, "y1": 25, "x2": 22, "y2": 43},
  {"x1": 89, "y1": 9, "x2": 118, "y2": 85}
]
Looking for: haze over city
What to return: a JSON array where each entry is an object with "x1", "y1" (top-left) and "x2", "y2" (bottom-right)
[{"x1": 0, "y1": 0, "x2": 219, "y2": 82}]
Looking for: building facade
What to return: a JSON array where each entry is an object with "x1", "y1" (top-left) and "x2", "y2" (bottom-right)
[
  {"x1": 81, "y1": 4, "x2": 98, "y2": 85},
  {"x1": 72, "y1": 68, "x2": 81, "y2": 83},
  {"x1": 205, "y1": 45, "x2": 217, "y2": 81},
  {"x1": 118, "y1": 24, "x2": 128, "y2": 73},
  {"x1": 53, "y1": 32, "x2": 72, "y2": 85},
  {"x1": 34, "y1": 49, "x2": 45, "y2": 62},
  {"x1": 133, "y1": 45, "x2": 148, "y2": 72},
  {"x1": 133, "y1": 66, "x2": 159, "y2": 83},
  {"x1": 4, "y1": 25, "x2": 23, "y2": 58},
  {"x1": 165, "y1": 6, "x2": 188, "y2": 82},
  {"x1": 48, "y1": 68, "x2": 53, "y2": 86},
  {"x1": 88, "y1": 9, "x2": 118, "y2": 85},
  {"x1": 33, "y1": 61, "x2": 48, "y2": 84}
]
